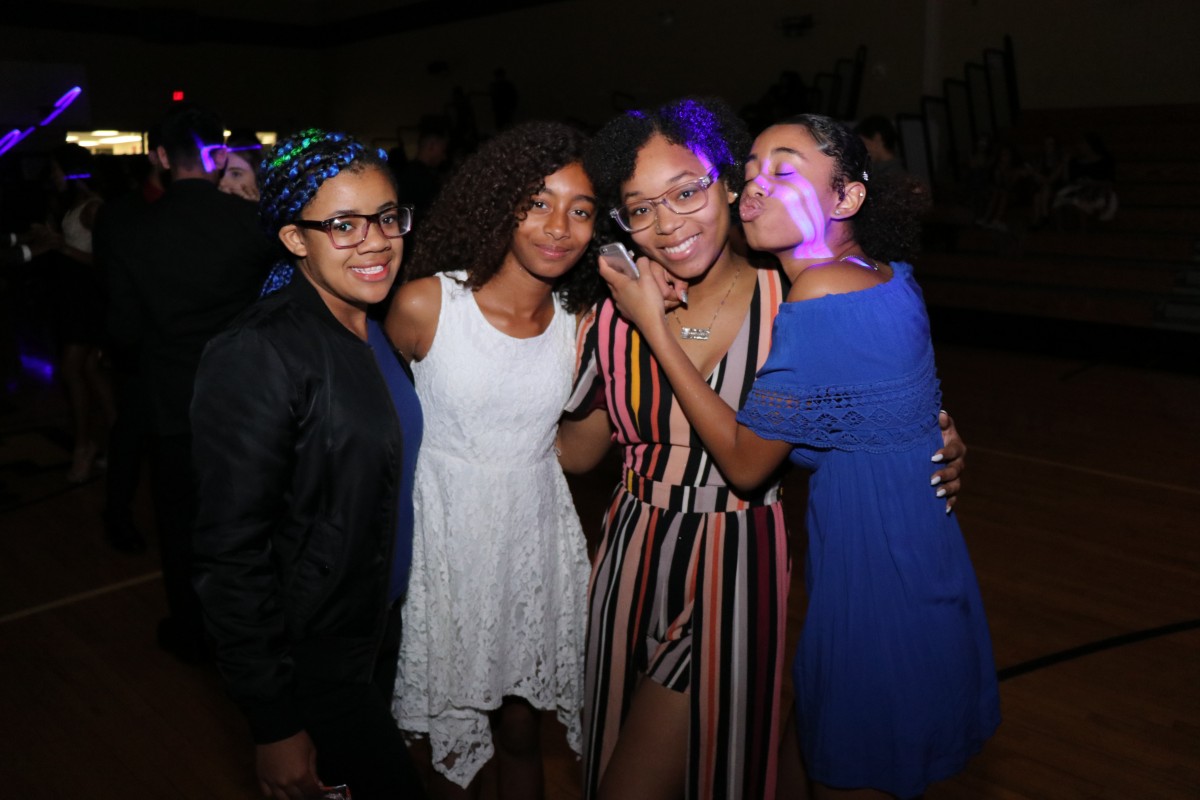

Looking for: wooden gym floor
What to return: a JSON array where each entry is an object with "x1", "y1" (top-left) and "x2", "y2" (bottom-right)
[{"x1": 0, "y1": 329, "x2": 1197, "y2": 799}]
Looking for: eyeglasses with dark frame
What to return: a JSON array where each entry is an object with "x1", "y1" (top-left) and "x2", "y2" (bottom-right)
[
  {"x1": 294, "y1": 205, "x2": 414, "y2": 249},
  {"x1": 610, "y1": 170, "x2": 718, "y2": 233}
]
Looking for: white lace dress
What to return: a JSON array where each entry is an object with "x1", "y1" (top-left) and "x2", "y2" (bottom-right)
[{"x1": 393, "y1": 272, "x2": 590, "y2": 787}]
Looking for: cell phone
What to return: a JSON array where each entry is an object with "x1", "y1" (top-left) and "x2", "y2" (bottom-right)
[{"x1": 599, "y1": 242, "x2": 640, "y2": 278}]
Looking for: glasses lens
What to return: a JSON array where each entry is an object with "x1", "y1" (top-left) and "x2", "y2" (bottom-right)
[
  {"x1": 668, "y1": 179, "x2": 710, "y2": 215},
  {"x1": 615, "y1": 177, "x2": 712, "y2": 233},
  {"x1": 617, "y1": 202, "x2": 653, "y2": 232},
  {"x1": 328, "y1": 217, "x2": 365, "y2": 247},
  {"x1": 382, "y1": 207, "x2": 412, "y2": 237}
]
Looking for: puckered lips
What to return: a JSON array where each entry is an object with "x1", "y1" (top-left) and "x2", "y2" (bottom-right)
[{"x1": 739, "y1": 195, "x2": 766, "y2": 223}]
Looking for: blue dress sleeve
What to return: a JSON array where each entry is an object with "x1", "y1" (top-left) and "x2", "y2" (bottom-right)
[{"x1": 736, "y1": 263, "x2": 943, "y2": 454}]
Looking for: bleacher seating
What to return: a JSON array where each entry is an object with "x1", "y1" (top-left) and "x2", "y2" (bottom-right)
[{"x1": 894, "y1": 39, "x2": 1200, "y2": 337}]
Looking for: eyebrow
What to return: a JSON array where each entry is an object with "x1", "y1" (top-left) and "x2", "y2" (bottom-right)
[
  {"x1": 538, "y1": 186, "x2": 597, "y2": 204},
  {"x1": 747, "y1": 146, "x2": 805, "y2": 163},
  {"x1": 622, "y1": 169, "x2": 697, "y2": 201}
]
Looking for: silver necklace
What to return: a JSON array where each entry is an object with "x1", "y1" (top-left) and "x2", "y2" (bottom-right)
[
  {"x1": 674, "y1": 263, "x2": 743, "y2": 341},
  {"x1": 839, "y1": 254, "x2": 879, "y2": 270}
]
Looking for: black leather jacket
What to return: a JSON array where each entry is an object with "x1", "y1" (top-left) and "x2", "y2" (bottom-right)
[{"x1": 192, "y1": 275, "x2": 408, "y2": 744}]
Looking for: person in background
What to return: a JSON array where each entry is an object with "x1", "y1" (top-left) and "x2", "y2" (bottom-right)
[
  {"x1": 854, "y1": 115, "x2": 908, "y2": 183},
  {"x1": 45, "y1": 143, "x2": 116, "y2": 484},
  {"x1": 219, "y1": 129, "x2": 263, "y2": 202},
  {"x1": 1052, "y1": 131, "x2": 1118, "y2": 228},
  {"x1": 395, "y1": 120, "x2": 450, "y2": 224},
  {"x1": 105, "y1": 103, "x2": 275, "y2": 662},
  {"x1": 192, "y1": 129, "x2": 427, "y2": 800},
  {"x1": 92, "y1": 140, "x2": 161, "y2": 554}
]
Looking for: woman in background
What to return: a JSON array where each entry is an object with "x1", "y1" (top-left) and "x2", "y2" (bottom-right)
[
  {"x1": 219, "y1": 129, "x2": 263, "y2": 201},
  {"x1": 47, "y1": 142, "x2": 116, "y2": 483}
]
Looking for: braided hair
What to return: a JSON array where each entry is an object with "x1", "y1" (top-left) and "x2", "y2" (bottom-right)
[
  {"x1": 778, "y1": 114, "x2": 929, "y2": 263},
  {"x1": 257, "y1": 128, "x2": 392, "y2": 294}
]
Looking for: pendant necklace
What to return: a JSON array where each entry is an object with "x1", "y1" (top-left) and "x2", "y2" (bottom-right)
[{"x1": 674, "y1": 263, "x2": 743, "y2": 341}]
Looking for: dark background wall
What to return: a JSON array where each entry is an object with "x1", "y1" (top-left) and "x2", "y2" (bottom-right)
[{"x1": 2, "y1": 0, "x2": 1198, "y2": 149}]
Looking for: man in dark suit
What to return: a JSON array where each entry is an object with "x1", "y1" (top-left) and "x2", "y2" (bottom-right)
[{"x1": 106, "y1": 104, "x2": 275, "y2": 662}]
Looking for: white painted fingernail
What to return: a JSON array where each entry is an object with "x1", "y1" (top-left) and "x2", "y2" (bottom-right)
[
  {"x1": 931, "y1": 453, "x2": 944, "y2": 462},
  {"x1": 930, "y1": 475, "x2": 942, "y2": 486},
  {"x1": 936, "y1": 487, "x2": 947, "y2": 498},
  {"x1": 680, "y1": 289, "x2": 688, "y2": 304},
  {"x1": 945, "y1": 503, "x2": 953, "y2": 514}
]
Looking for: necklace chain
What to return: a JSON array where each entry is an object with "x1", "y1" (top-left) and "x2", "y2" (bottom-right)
[
  {"x1": 839, "y1": 254, "x2": 879, "y2": 271},
  {"x1": 673, "y1": 263, "x2": 744, "y2": 341}
]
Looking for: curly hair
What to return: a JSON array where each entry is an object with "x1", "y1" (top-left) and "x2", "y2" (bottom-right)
[
  {"x1": 256, "y1": 128, "x2": 394, "y2": 295},
  {"x1": 583, "y1": 96, "x2": 751, "y2": 215},
  {"x1": 779, "y1": 114, "x2": 929, "y2": 263},
  {"x1": 405, "y1": 120, "x2": 604, "y2": 314}
]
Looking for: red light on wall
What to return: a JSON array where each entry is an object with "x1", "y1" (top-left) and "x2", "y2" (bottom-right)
[{"x1": 172, "y1": 90, "x2": 185, "y2": 102}]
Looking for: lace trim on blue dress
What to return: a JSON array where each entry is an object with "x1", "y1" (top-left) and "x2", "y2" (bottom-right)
[{"x1": 736, "y1": 351, "x2": 942, "y2": 453}]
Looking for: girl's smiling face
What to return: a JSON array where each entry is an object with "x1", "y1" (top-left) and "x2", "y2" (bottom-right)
[
  {"x1": 279, "y1": 166, "x2": 403, "y2": 326},
  {"x1": 622, "y1": 134, "x2": 737, "y2": 283},
  {"x1": 503, "y1": 161, "x2": 597, "y2": 282}
]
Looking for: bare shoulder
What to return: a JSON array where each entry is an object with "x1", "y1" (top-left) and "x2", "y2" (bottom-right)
[
  {"x1": 385, "y1": 275, "x2": 443, "y2": 362},
  {"x1": 392, "y1": 275, "x2": 442, "y2": 311},
  {"x1": 787, "y1": 260, "x2": 891, "y2": 303}
]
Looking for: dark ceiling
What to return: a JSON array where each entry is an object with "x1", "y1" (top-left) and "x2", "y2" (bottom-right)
[{"x1": 6, "y1": 1, "x2": 566, "y2": 47}]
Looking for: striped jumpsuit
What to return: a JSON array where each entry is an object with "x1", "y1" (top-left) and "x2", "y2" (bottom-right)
[{"x1": 568, "y1": 267, "x2": 790, "y2": 799}]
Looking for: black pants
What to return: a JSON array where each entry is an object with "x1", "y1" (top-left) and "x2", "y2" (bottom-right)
[
  {"x1": 297, "y1": 605, "x2": 427, "y2": 799},
  {"x1": 104, "y1": 363, "x2": 149, "y2": 525},
  {"x1": 297, "y1": 681, "x2": 427, "y2": 799},
  {"x1": 150, "y1": 432, "x2": 206, "y2": 643}
]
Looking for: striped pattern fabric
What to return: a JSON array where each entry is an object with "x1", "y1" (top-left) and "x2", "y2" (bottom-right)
[{"x1": 571, "y1": 267, "x2": 790, "y2": 799}]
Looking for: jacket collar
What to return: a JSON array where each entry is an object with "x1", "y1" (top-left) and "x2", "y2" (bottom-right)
[{"x1": 283, "y1": 268, "x2": 369, "y2": 344}]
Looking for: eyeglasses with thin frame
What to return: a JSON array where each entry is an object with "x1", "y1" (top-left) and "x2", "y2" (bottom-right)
[
  {"x1": 610, "y1": 171, "x2": 718, "y2": 233},
  {"x1": 294, "y1": 205, "x2": 413, "y2": 249}
]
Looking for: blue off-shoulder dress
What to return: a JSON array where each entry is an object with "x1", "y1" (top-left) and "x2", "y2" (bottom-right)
[{"x1": 737, "y1": 262, "x2": 1000, "y2": 798}]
